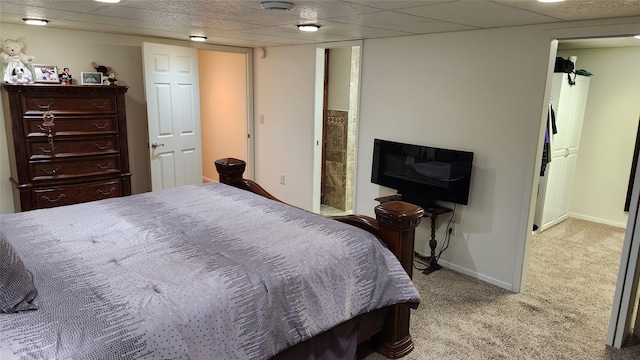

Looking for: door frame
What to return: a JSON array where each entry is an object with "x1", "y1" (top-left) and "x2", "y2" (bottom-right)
[
  {"x1": 608, "y1": 156, "x2": 640, "y2": 347},
  {"x1": 312, "y1": 40, "x2": 363, "y2": 214}
]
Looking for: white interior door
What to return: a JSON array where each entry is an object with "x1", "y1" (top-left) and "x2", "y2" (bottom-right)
[{"x1": 142, "y1": 42, "x2": 202, "y2": 191}]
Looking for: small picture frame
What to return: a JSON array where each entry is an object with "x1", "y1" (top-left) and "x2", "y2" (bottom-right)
[
  {"x1": 81, "y1": 72, "x2": 103, "y2": 85},
  {"x1": 33, "y1": 64, "x2": 59, "y2": 83}
]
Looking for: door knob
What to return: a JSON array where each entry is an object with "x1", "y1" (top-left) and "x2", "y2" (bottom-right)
[{"x1": 151, "y1": 142, "x2": 165, "y2": 149}]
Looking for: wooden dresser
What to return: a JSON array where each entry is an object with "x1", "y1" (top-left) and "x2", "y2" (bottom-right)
[{"x1": 1, "y1": 84, "x2": 131, "y2": 211}]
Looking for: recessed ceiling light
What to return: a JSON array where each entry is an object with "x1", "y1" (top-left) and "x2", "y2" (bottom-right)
[
  {"x1": 297, "y1": 24, "x2": 321, "y2": 32},
  {"x1": 190, "y1": 36, "x2": 207, "y2": 42},
  {"x1": 635, "y1": 35, "x2": 640, "y2": 40},
  {"x1": 261, "y1": 1, "x2": 294, "y2": 11},
  {"x1": 95, "y1": 0, "x2": 121, "y2": 3},
  {"x1": 22, "y1": 18, "x2": 49, "y2": 26}
]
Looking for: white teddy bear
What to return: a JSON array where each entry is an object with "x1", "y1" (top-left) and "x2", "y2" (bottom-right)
[{"x1": 1, "y1": 37, "x2": 35, "y2": 84}]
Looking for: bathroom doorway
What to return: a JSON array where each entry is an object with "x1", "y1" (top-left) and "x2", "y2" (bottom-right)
[{"x1": 312, "y1": 42, "x2": 362, "y2": 215}]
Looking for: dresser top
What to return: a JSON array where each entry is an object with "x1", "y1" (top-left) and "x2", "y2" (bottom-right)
[{"x1": 2, "y1": 83, "x2": 128, "y2": 94}]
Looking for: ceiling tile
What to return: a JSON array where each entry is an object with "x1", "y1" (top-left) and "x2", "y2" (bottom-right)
[
  {"x1": 2, "y1": 0, "x2": 105, "y2": 13},
  {"x1": 397, "y1": 1, "x2": 560, "y2": 28},
  {"x1": 341, "y1": 0, "x2": 457, "y2": 11},
  {"x1": 0, "y1": 2, "x2": 89, "y2": 21},
  {"x1": 82, "y1": 6, "x2": 255, "y2": 31},
  {"x1": 319, "y1": 20, "x2": 413, "y2": 38},
  {"x1": 330, "y1": 10, "x2": 477, "y2": 34},
  {"x1": 106, "y1": 1, "x2": 300, "y2": 27},
  {"x1": 261, "y1": 0, "x2": 382, "y2": 19},
  {"x1": 494, "y1": 0, "x2": 640, "y2": 21}
]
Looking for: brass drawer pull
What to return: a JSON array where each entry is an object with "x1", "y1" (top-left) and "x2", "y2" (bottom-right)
[
  {"x1": 94, "y1": 142, "x2": 112, "y2": 150},
  {"x1": 33, "y1": 101, "x2": 53, "y2": 110},
  {"x1": 96, "y1": 187, "x2": 116, "y2": 196},
  {"x1": 41, "y1": 194, "x2": 65, "y2": 203},
  {"x1": 41, "y1": 167, "x2": 61, "y2": 175},
  {"x1": 37, "y1": 124, "x2": 56, "y2": 132},
  {"x1": 95, "y1": 162, "x2": 112, "y2": 170},
  {"x1": 91, "y1": 102, "x2": 108, "y2": 109},
  {"x1": 38, "y1": 146, "x2": 58, "y2": 153},
  {"x1": 92, "y1": 122, "x2": 109, "y2": 129}
]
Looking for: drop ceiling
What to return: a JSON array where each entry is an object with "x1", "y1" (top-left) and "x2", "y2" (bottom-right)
[{"x1": 1, "y1": 0, "x2": 639, "y2": 48}]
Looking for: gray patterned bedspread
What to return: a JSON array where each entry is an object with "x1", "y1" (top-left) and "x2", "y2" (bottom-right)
[{"x1": 0, "y1": 182, "x2": 420, "y2": 359}]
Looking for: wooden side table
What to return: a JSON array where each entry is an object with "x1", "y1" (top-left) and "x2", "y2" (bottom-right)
[{"x1": 375, "y1": 195, "x2": 452, "y2": 274}]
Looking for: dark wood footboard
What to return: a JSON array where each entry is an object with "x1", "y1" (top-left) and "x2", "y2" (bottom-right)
[{"x1": 215, "y1": 158, "x2": 423, "y2": 358}]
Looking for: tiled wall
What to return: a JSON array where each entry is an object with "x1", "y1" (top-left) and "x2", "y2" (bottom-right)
[{"x1": 323, "y1": 110, "x2": 349, "y2": 210}]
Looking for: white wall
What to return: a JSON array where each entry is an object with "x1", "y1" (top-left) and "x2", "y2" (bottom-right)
[
  {"x1": 254, "y1": 18, "x2": 640, "y2": 290},
  {"x1": 355, "y1": 27, "x2": 552, "y2": 289},
  {"x1": 558, "y1": 47, "x2": 640, "y2": 228},
  {"x1": 253, "y1": 44, "x2": 317, "y2": 209}
]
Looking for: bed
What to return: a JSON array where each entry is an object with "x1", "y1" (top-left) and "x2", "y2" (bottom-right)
[{"x1": 0, "y1": 158, "x2": 424, "y2": 359}]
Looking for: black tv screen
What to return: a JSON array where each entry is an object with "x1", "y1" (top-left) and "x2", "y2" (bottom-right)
[{"x1": 371, "y1": 139, "x2": 474, "y2": 206}]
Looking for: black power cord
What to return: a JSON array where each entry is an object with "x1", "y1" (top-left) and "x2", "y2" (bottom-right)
[
  {"x1": 413, "y1": 254, "x2": 430, "y2": 272},
  {"x1": 436, "y1": 204, "x2": 456, "y2": 260}
]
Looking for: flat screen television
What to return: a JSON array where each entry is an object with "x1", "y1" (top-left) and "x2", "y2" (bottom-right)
[{"x1": 371, "y1": 138, "x2": 474, "y2": 207}]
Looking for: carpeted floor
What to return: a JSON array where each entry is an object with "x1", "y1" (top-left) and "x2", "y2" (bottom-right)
[{"x1": 361, "y1": 218, "x2": 640, "y2": 359}]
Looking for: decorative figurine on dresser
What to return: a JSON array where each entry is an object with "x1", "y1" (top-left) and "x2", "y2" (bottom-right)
[
  {"x1": 1, "y1": 83, "x2": 132, "y2": 211},
  {"x1": 1, "y1": 37, "x2": 35, "y2": 84}
]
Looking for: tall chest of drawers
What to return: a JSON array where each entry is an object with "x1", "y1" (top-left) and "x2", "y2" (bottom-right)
[{"x1": 2, "y1": 84, "x2": 132, "y2": 211}]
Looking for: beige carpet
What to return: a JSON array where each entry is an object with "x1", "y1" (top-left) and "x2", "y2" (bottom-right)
[{"x1": 361, "y1": 218, "x2": 640, "y2": 359}]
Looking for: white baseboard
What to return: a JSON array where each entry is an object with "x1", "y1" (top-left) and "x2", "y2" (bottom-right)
[
  {"x1": 415, "y1": 252, "x2": 514, "y2": 292},
  {"x1": 568, "y1": 213, "x2": 627, "y2": 229}
]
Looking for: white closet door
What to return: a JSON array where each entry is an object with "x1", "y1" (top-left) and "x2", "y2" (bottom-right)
[
  {"x1": 541, "y1": 158, "x2": 565, "y2": 229},
  {"x1": 539, "y1": 73, "x2": 590, "y2": 231}
]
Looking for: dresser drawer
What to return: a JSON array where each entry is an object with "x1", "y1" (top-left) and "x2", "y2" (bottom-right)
[
  {"x1": 30, "y1": 155, "x2": 121, "y2": 181},
  {"x1": 22, "y1": 94, "x2": 117, "y2": 114},
  {"x1": 28, "y1": 136, "x2": 120, "y2": 160},
  {"x1": 24, "y1": 115, "x2": 118, "y2": 137},
  {"x1": 32, "y1": 179, "x2": 123, "y2": 209}
]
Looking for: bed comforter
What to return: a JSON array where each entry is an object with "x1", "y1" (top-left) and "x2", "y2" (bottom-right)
[{"x1": 0, "y1": 182, "x2": 420, "y2": 359}]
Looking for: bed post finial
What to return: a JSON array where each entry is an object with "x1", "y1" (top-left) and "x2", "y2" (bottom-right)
[
  {"x1": 215, "y1": 158, "x2": 281, "y2": 202},
  {"x1": 215, "y1": 158, "x2": 246, "y2": 184},
  {"x1": 373, "y1": 200, "x2": 423, "y2": 359}
]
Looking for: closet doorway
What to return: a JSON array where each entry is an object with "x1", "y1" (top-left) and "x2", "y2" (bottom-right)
[{"x1": 527, "y1": 36, "x2": 640, "y2": 348}]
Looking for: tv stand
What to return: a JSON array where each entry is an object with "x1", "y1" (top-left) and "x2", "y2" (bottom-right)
[{"x1": 375, "y1": 195, "x2": 452, "y2": 275}]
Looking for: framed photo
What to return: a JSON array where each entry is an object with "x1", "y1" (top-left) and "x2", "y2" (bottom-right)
[
  {"x1": 33, "y1": 64, "x2": 59, "y2": 83},
  {"x1": 81, "y1": 72, "x2": 103, "y2": 85}
]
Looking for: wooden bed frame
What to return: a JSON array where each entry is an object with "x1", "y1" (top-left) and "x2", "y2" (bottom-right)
[{"x1": 215, "y1": 158, "x2": 424, "y2": 359}]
